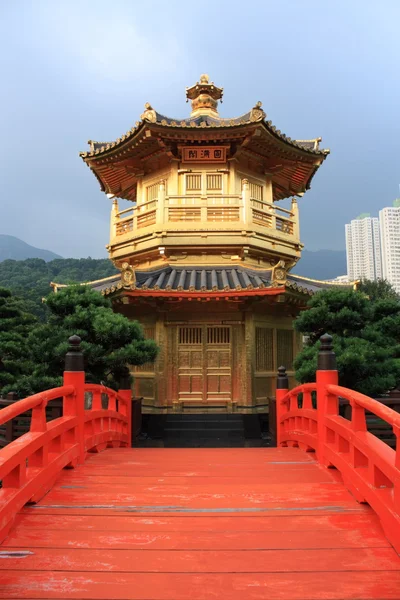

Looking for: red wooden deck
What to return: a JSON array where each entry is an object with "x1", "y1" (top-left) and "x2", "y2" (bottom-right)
[{"x1": 1, "y1": 446, "x2": 400, "y2": 599}]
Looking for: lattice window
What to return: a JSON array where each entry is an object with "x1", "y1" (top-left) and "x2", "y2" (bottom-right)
[
  {"x1": 250, "y1": 182, "x2": 263, "y2": 201},
  {"x1": 255, "y1": 327, "x2": 274, "y2": 371},
  {"x1": 146, "y1": 183, "x2": 159, "y2": 202},
  {"x1": 207, "y1": 327, "x2": 230, "y2": 345},
  {"x1": 179, "y1": 327, "x2": 202, "y2": 344},
  {"x1": 277, "y1": 329, "x2": 294, "y2": 370},
  {"x1": 186, "y1": 174, "x2": 202, "y2": 191},
  {"x1": 206, "y1": 173, "x2": 222, "y2": 191}
]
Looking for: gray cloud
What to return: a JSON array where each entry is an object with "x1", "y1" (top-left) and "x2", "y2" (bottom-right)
[{"x1": 1, "y1": 0, "x2": 399, "y2": 257}]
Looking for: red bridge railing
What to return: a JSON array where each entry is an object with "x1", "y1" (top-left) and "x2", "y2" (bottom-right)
[
  {"x1": 0, "y1": 335, "x2": 132, "y2": 543},
  {"x1": 276, "y1": 333, "x2": 400, "y2": 553}
]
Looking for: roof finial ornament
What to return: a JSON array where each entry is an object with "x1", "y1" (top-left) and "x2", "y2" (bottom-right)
[
  {"x1": 250, "y1": 101, "x2": 266, "y2": 122},
  {"x1": 186, "y1": 74, "x2": 223, "y2": 118},
  {"x1": 140, "y1": 102, "x2": 156, "y2": 123}
]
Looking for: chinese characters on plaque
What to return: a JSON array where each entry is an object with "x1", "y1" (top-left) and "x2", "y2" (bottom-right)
[{"x1": 182, "y1": 146, "x2": 226, "y2": 163}]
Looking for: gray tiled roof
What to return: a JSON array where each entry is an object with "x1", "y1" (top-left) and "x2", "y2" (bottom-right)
[
  {"x1": 92, "y1": 267, "x2": 272, "y2": 293},
  {"x1": 89, "y1": 266, "x2": 352, "y2": 297}
]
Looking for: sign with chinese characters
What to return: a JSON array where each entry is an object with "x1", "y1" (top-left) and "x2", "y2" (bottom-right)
[{"x1": 182, "y1": 146, "x2": 226, "y2": 163}]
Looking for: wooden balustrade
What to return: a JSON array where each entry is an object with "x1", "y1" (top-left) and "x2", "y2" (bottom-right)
[
  {"x1": 0, "y1": 336, "x2": 133, "y2": 544},
  {"x1": 113, "y1": 194, "x2": 297, "y2": 238},
  {"x1": 276, "y1": 333, "x2": 400, "y2": 553}
]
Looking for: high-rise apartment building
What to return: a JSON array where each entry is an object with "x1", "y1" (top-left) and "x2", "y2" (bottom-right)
[
  {"x1": 345, "y1": 214, "x2": 382, "y2": 281},
  {"x1": 379, "y1": 200, "x2": 400, "y2": 294}
]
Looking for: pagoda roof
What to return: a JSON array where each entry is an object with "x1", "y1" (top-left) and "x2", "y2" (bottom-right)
[
  {"x1": 80, "y1": 108, "x2": 328, "y2": 202},
  {"x1": 80, "y1": 76, "x2": 329, "y2": 202},
  {"x1": 81, "y1": 106, "x2": 327, "y2": 159},
  {"x1": 52, "y1": 265, "x2": 351, "y2": 299}
]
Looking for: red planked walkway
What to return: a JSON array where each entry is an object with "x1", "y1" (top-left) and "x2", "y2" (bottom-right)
[{"x1": 1, "y1": 447, "x2": 400, "y2": 599}]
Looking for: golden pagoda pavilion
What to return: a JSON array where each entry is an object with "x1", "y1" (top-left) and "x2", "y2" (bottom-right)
[{"x1": 76, "y1": 74, "x2": 333, "y2": 414}]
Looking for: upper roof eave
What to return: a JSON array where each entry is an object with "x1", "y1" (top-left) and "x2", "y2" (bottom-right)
[{"x1": 79, "y1": 104, "x2": 329, "y2": 162}]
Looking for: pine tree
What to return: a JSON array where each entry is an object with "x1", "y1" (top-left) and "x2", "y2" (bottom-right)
[
  {"x1": 294, "y1": 284, "x2": 400, "y2": 397},
  {"x1": 358, "y1": 278, "x2": 399, "y2": 302},
  {"x1": 3, "y1": 286, "x2": 158, "y2": 397},
  {"x1": 0, "y1": 288, "x2": 37, "y2": 393}
]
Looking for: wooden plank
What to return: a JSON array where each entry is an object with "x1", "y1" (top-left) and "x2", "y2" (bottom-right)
[
  {"x1": 39, "y1": 483, "x2": 355, "y2": 508},
  {"x1": 19, "y1": 503, "x2": 369, "y2": 517},
  {"x1": 4, "y1": 527, "x2": 391, "y2": 549},
  {"x1": 51, "y1": 471, "x2": 335, "y2": 484},
  {"x1": 1, "y1": 571, "x2": 400, "y2": 599},
  {"x1": 12, "y1": 512, "x2": 384, "y2": 533},
  {"x1": 2, "y1": 446, "x2": 399, "y2": 600},
  {"x1": 1, "y1": 547, "x2": 399, "y2": 573}
]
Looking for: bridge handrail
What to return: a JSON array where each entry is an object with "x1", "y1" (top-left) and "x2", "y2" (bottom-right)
[
  {"x1": 280, "y1": 383, "x2": 317, "y2": 404},
  {"x1": 276, "y1": 333, "x2": 400, "y2": 554},
  {"x1": 326, "y1": 384, "x2": 400, "y2": 428},
  {"x1": 0, "y1": 386, "x2": 74, "y2": 427},
  {"x1": 84, "y1": 383, "x2": 129, "y2": 405},
  {"x1": 0, "y1": 336, "x2": 133, "y2": 544}
]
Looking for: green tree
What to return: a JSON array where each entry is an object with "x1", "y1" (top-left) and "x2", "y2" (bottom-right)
[
  {"x1": 294, "y1": 286, "x2": 400, "y2": 397},
  {"x1": 0, "y1": 288, "x2": 37, "y2": 392},
  {"x1": 3, "y1": 286, "x2": 158, "y2": 397},
  {"x1": 358, "y1": 278, "x2": 399, "y2": 302}
]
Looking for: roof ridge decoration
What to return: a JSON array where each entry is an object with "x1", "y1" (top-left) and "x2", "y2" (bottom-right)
[
  {"x1": 272, "y1": 260, "x2": 288, "y2": 287},
  {"x1": 249, "y1": 101, "x2": 266, "y2": 123},
  {"x1": 140, "y1": 103, "x2": 157, "y2": 123},
  {"x1": 121, "y1": 262, "x2": 136, "y2": 287},
  {"x1": 50, "y1": 273, "x2": 121, "y2": 292},
  {"x1": 289, "y1": 272, "x2": 359, "y2": 288}
]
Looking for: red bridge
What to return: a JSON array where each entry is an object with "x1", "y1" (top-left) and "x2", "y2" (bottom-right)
[{"x1": 1, "y1": 335, "x2": 400, "y2": 599}]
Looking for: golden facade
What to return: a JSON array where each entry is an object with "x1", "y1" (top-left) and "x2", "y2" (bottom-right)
[{"x1": 77, "y1": 75, "x2": 333, "y2": 413}]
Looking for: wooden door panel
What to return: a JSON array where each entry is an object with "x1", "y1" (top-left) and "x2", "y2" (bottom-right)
[
  {"x1": 206, "y1": 350, "x2": 219, "y2": 368},
  {"x1": 219, "y1": 350, "x2": 230, "y2": 368},
  {"x1": 190, "y1": 351, "x2": 203, "y2": 369},
  {"x1": 176, "y1": 326, "x2": 233, "y2": 404},
  {"x1": 179, "y1": 375, "x2": 190, "y2": 393},
  {"x1": 207, "y1": 375, "x2": 219, "y2": 393},
  {"x1": 178, "y1": 327, "x2": 204, "y2": 402},
  {"x1": 191, "y1": 375, "x2": 203, "y2": 394},
  {"x1": 206, "y1": 327, "x2": 232, "y2": 402},
  {"x1": 219, "y1": 375, "x2": 231, "y2": 393},
  {"x1": 178, "y1": 351, "x2": 190, "y2": 368}
]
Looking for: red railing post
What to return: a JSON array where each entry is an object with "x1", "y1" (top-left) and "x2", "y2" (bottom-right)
[
  {"x1": 276, "y1": 366, "x2": 289, "y2": 446},
  {"x1": 118, "y1": 367, "x2": 132, "y2": 447},
  {"x1": 316, "y1": 334, "x2": 338, "y2": 465},
  {"x1": 63, "y1": 335, "x2": 85, "y2": 463}
]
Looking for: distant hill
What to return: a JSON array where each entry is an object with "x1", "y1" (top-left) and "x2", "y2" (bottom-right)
[
  {"x1": 0, "y1": 257, "x2": 118, "y2": 319},
  {"x1": 0, "y1": 235, "x2": 62, "y2": 262},
  {"x1": 293, "y1": 249, "x2": 347, "y2": 280}
]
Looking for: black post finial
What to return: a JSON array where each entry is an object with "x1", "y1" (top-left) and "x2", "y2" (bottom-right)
[
  {"x1": 118, "y1": 366, "x2": 132, "y2": 390},
  {"x1": 276, "y1": 365, "x2": 289, "y2": 389},
  {"x1": 317, "y1": 333, "x2": 336, "y2": 371},
  {"x1": 64, "y1": 335, "x2": 84, "y2": 372}
]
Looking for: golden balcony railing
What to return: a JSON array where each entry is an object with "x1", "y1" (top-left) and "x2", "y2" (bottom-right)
[{"x1": 111, "y1": 193, "x2": 298, "y2": 242}]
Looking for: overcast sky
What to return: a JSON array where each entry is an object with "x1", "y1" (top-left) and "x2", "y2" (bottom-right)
[{"x1": 1, "y1": 0, "x2": 399, "y2": 258}]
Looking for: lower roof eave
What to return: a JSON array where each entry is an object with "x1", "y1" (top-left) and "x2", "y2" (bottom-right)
[{"x1": 120, "y1": 287, "x2": 285, "y2": 299}]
